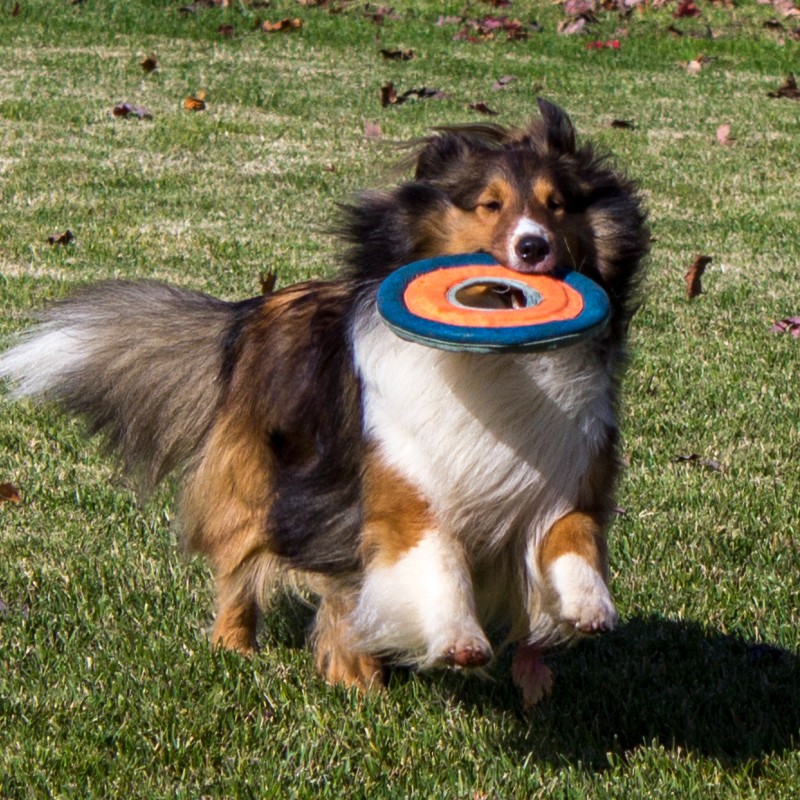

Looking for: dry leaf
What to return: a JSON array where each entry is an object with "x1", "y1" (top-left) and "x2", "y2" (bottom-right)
[
  {"x1": 363, "y1": 120, "x2": 383, "y2": 139},
  {"x1": 685, "y1": 254, "x2": 712, "y2": 299},
  {"x1": 0, "y1": 483, "x2": 21, "y2": 504},
  {"x1": 468, "y1": 101, "x2": 498, "y2": 116},
  {"x1": 672, "y1": 454, "x2": 723, "y2": 472},
  {"x1": 674, "y1": 0, "x2": 701, "y2": 16},
  {"x1": 380, "y1": 81, "x2": 399, "y2": 107},
  {"x1": 380, "y1": 48, "x2": 415, "y2": 61},
  {"x1": 491, "y1": 75, "x2": 516, "y2": 90},
  {"x1": 715, "y1": 123, "x2": 734, "y2": 145},
  {"x1": 771, "y1": 316, "x2": 800, "y2": 337},
  {"x1": 12, "y1": 1, "x2": 21, "y2": 16},
  {"x1": 261, "y1": 18, "x2": 303, "y2": 32},
  {"x1": 611, "y1": 118, "x2": 636, "y2": 129},
  {"x1": 259, "y1": 272, "x2": 277, "y2": 294},
  {"x1": 47, "y1": 230, "x2": 74, "y2": 246},
  {"x1": 183, "y1": 91, "x2": 207, "y2": 111},
  {"x1": 558, "y1": 16, "x2": 588, "y2": 35},
  {"x1": 112, "y1": 102, "x2": 153, "y2": 120},
  {"x1": 218, "y1": 24, "x2": 235, "y2": 36},
  {"x1": 767, "y1": 73, "x2": 800, "y2": 99},
  {"x1": 140, "y1": 53, "x2": 159, "y2": 73}
]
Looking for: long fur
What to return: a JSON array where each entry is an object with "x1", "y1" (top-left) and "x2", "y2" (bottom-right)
[{"x1": 0, "y1": 99, "x2": 648, "y2": 703}]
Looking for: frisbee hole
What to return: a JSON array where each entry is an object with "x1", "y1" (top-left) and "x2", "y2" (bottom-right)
[{"x1": 451, "y1": 280, "x2": 539, "y2": 311}]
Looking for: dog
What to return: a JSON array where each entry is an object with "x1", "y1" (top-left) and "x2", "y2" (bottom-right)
[{"x1": 0, "y1": 99, "x2": 648, "y2": 707}]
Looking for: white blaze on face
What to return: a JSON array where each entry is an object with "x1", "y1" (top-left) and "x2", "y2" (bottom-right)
[{"x1": 506, "y1": 218, "x2": 555, "y2": 273}]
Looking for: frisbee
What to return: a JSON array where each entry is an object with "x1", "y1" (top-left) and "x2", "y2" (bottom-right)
[{"x1": 376, "y1": 253, "x2": 611, "y2": 353}]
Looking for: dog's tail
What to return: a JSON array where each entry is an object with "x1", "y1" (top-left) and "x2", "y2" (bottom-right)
[{"x1": 0, "y1": 281, "x2": 259, "y2": 492}]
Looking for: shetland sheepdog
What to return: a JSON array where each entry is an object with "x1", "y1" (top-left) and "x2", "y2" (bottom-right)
[{"x1": 0, "y1": 100, "x2": 648, "y2": 706}]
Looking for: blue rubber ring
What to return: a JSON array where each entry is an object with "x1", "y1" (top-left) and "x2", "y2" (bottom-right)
[{"x1": 376, "y1": 253, "x2": 611, "y2": 353}]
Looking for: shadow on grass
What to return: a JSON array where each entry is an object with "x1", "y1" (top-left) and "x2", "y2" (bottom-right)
[
  {"x1": 262, "y1": 597, "x2": 799, "y2": 768},
  {"x1": 455, "y1": 615, "x2": 800, "y2": 768}
]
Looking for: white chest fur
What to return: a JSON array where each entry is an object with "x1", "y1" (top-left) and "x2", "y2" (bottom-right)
[{"x1": 352, "y1": 310, "x2": 616, "y2": 552}]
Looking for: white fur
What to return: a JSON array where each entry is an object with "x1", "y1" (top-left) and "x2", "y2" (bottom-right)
[
  {"x1": 350, "y1": 529, "x2": 490, "y2": 666},
  {"x1": 548, "y1": 553, "x2": 617, "y2": 633},
  {"x1": 351, "y1": 307, "x2": 615, "y2": 654},
  {"x1": 0, "y1": 325, "x2": 90, "y2": 398}
]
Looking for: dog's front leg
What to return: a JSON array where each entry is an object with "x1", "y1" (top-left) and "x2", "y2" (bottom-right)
[{"x1": 539, "y1": 510, "x2": 617, "y2": 636}]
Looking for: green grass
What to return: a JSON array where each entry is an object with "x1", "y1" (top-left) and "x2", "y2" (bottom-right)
[{"x1": 2, "y1": 0, "x2": 800, "y2": 796}]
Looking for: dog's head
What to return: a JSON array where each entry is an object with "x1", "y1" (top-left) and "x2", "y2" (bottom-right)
[{"x1": 342, "y1": 99, "x2": 647, "y2": 325}]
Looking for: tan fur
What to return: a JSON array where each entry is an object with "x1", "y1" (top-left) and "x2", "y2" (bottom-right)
[
  {"x1": 538, "y1": 511, "x2": 608, "y2": 581},
  {"x1": 360, "y1": 451, "x2": 434, "y2": 567}
]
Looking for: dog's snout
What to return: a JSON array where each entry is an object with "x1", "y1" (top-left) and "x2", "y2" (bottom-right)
[{"x1": 515, "y1": 235, "x2": 550, "y2": 265}]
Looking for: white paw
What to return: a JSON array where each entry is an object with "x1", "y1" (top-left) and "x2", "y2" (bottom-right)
[{"x1": 549, "y1": 553, "x2": 618, "y2": 635}]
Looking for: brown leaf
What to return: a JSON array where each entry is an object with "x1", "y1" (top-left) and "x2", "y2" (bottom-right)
[
  {"x1": 47, "y1": 230, "x2": 74, "y2": 246},
  {"x1": 183, "y1": 91, "x2": 207, "y2": 111},
  {"x1": 380, "y1": 48, "x2": 415, "y2": 61},
  {"x1": 672, "y1": 454, "x2": 723, "y2": 472},
  {"x1": 261, "y1": 18, "x2": 303, "y2": 33},
  {"x1": 112, "y1": 102, "x2": 153, "y2": 120},
  {"x1": 558, "y1": 16, "x2": 588, "y2": 35},
  {"x1": 380, "y1": 81, "x2": 399, "y2": 107},
  {"x1": 218, "y1": 23, "x2": 235, "y2": 36},
  {"x1": 12, "y1": 1, "x2": 20, "y2": 16},
  {"x1": 674, "y1": 0, "x2": 701, "y2": 16},
  {"x1": 715, "y1": 123, "x2": 734, "y2": 145},
  {"x1": 611, "y1": 118, "x2": 636, "y2": 129},
  {"x1": 0, "y1": 483, "x2": 21, "y2": 504},
  {"x1": 363, "y1": 119, "x2": 383, "y2": 139},
  {"x1": 767, "y1": 73, "x2": 800, "y2": 99},
  {"x1": 492, "y1": 75, "x2": 517, "y2": 90},
  {"x1": 140, "y1": 53, "x2": 159, "y2": 73},
  {"x1": 468, "y1": 101, "x2": 498, "y2": 116},
  {"x1": 771, "y1": 316, "x2": 800, "y2": 337},
  {"x1": 685, "y1": 254, "x2": 712, "y2": 299},
  {"x1": 259, "y1": 272, "x2": 277, "y2": 294}
]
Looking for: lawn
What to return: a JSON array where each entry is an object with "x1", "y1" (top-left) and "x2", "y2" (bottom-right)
[{"x1": 1, "y1": 0, "x2": 799, "y2": 797}]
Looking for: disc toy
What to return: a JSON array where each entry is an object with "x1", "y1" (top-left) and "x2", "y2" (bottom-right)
[{"x1": 376, "y1": 253, "x2": 611, "y2": 353}]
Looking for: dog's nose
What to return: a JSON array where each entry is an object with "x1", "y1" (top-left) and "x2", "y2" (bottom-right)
[{"x1": 515, "y1": 235, "x2": 550, "y2": 265}]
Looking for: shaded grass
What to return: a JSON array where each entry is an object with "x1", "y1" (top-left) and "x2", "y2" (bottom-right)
[{"x1": 1, "y1": 0, "x2": 800, "y2": 797}]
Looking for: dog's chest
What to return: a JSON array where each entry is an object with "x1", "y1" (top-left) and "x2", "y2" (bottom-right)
[{"x1": 353, "y1": 313, "x2": 614, "y2": 537}]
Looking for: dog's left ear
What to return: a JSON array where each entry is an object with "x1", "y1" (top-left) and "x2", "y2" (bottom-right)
[{"x1": 536, "y1": 98, "x2": 577, "y2": 154}]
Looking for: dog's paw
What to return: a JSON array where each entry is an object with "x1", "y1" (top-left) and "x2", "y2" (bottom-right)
[
  {"x1": 430, "y1": 632, "x2": 493, "y2": 669},
  {"x1": 549, "y1": 553, "x2": 618, "y2": 636}
]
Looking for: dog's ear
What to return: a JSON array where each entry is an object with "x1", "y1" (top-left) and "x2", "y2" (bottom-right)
[
  {"x1": 536, "y1": 98, "x2": 577, "y2": 154},
  {"x1": 413, "y1": 134, "x2": 470, "y2": 180}
]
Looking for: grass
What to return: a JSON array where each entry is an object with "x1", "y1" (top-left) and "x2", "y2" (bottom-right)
[{"x1": 1, "y1": 0, "x2": 800, "y2": 796}]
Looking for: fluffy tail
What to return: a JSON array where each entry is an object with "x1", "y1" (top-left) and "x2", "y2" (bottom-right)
[{"x1": 0, "y1": 281, "x2": 256, "y2": 492}]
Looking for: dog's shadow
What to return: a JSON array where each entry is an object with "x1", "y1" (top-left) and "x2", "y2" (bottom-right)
[
  {"x1": 446, "y1": 615, "x2": 800, "y2": 768},
  {"x1": 263, "y1": 600, "x2": 800, "y2": 767}
]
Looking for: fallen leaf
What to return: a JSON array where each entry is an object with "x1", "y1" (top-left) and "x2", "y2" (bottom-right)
[
  {"x1": 586, "y1": 38, "x2": 621, "y2": 49},
  {"x1": 381, "y1": 82, "x2": 448, "y2": 107},
  {"x1": 365, "y1": 5, "x2": 399, "y2": 24},
  {"x1": 0, "y1": 483, "x2": 21, "y2": 503},
  {"x1": 379, "y1": 48, "x2": 415, "y2": 61},
  {"x1": 767, "y1": 73, "x2": 800, "y2": 99},
  {"x1": 453, "y1": 15, "x2": 532, "y2": 42},
  {"x1": 140, "y1": 53, "x2": 159, "y2": 73},
  {"x1": 468, "y1": 101, "x2": 498, "y2": 116},
  {"x1": 715, "y1": 123, "x2": 734, "y2": 145},
  {"x1": 674, "y1": 0, "x2": 701, "y2": 16},
  {"x1": 563, "y1": 0, "x2": 596, "y2": 16},
  {"x1": 47, "y1": 230, "x2": 74, "y2": 246},
  {"x1": 261, "y1": 18, "x2": 303, "y2": 32},
  {"x1": 112, "y1": 102, "x2": 153, "y2": 119},
  {"x1": 491, "y1": 75, "x2": 517, "y2": 90},
  {"x1": 682, "y1": 54, "x2": 711, "y2": 75},
  {"x1": 12, "y1": 1, "x2": 20, "y2": 16},
  {"x1": 183, "y1": 91, "x2": 207, "y2": 111},
  {"x1": 685, "y1": 254, "x2": 712, "y2": 299},
  {"x1": 611, "y1": 118, "x2": 636, "y2": 129},
  {"x1": 436, "y1": 15, "x2": 463, "y2": 26},
  {"x1": 771, "y1": 316, "x2": 800, "y2": 337},
  {"x1": 259, "y1": 272, "x2": 277, "y2": 294},
  {"x1": 218, "y1": 23, "x2": 235, "y2": 36},
  {"x1": 363, "y1": 120, "x2": 383, "y2": 139},
  {"x1": 380, "y1": 80, "x2": 399, "y2": 107},
  {"x1": 672, "y1": 454, "x2": 723, "y2": 472},
  {"x1": 558, "y1": 16, "x2": 588, "y2": 35}
]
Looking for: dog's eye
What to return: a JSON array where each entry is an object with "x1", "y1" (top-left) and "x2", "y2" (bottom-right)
[
  {"x1": 480, "y1": 200, "x2": 503, "y2": 212},
  {"x1": 547, "y1": 197, "x2": 564, "y2": 212}
]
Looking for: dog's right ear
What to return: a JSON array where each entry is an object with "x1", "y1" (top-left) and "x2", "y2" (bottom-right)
[{"x1": 536, "y1": 97, "x2": 577, "y2": 154}]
